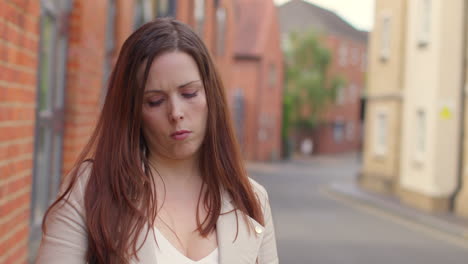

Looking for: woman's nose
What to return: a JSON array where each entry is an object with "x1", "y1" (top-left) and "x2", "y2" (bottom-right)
[{"x1": 168, "y1": 98, "x2": 184, "y2": 122}]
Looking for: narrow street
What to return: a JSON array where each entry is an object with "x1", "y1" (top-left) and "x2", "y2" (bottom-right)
[{"x1": 248, "y1": 153, "x2": 468, "y2": 264}]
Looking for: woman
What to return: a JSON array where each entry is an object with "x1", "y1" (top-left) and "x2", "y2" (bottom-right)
[{"x1": 36, "y1": 18, "x2": 278, "y2": 264}]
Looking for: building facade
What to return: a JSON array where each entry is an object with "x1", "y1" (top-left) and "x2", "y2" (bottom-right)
[
  {"x1": 359, "y1": 0, "x2": 407, "y2": 195},
  {"x1": 278, "y1": 0, "x2": 368, "y2": 155},
  {"x1": 360, "y1": 0, "x2": 468, "y2": 219},
  {"x1": 231, "y1": 0, "x2": 284, "y2": 161}
]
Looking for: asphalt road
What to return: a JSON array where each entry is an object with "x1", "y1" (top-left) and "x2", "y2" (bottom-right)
[{"x1": 248, "y1": 153, "x2": 468, "y2": 264}]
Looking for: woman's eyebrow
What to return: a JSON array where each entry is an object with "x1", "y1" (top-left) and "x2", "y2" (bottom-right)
[
  {"x1": 144, "y1": 80, "x2": 201, "y2": 94},
  {"x1": 178, "y1": 80, "x2": 201, "y2": 88},
  {"x1": 144, "y1": 89, "x2": 162, "y2": 94}
]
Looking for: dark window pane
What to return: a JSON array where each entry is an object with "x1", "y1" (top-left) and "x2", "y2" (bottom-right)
[
  {"x1": 39, "y1": 15, "x2": 54, "y2": 111},
  {"x1": 216, "y1": 7, "x2": 226, "y2": 56},
  {"x1": 31, "y1": 125, "x2": 52, "y2": 226}
]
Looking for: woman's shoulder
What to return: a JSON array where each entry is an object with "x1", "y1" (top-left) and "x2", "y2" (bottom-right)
[
  {"x1": 248, "y1": 177, "x2": 269, "y2": 202},
  {"x1": 58, "y1": 161, "x2": 93, "y2": 204},
  {"x1": 37, "y1": 162, "x2": 92, "y2": 263}
]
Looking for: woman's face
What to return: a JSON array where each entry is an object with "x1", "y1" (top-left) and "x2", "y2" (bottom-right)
[{"x1": 141, "y1": 51, "x2": 208, "y2": 161}]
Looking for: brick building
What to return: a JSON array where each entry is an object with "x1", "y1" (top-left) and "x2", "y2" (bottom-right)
[
  {"x1": 0, "y1": 0, "x2": 249, "y2": 262},
  {"x1": 231, "y1": 0, "x2": 284, "y2": 161},
  {"x1": 1, "y1": 1, "x2": 42, "y2": 262},
  {"x1": 278, "y1": 0, "x2": 368, "y2": 155}
]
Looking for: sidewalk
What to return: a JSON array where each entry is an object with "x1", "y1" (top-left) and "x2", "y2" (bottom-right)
[{"x1": 327, "y1": 181, "x2": 468, "y2": 241}]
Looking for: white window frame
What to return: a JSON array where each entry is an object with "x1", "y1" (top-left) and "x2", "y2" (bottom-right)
[
  {"x1": 374, "y1": 110, "x2": 388, "y2": 156},
  {"x1": 339, "y1": 42, "x2": 348, "y2": 67},
  {"x1": 418, "y1": 0, "x2": 431, "y2": 47},
  {"x1": 194, "y1": 0, "x2": 205, "y2": 36},
  {"x1": 335, "y1": 84, "x2": 345, "y2": 105},
  {"x1": 333, "y1": 121, "x2": 345, "y2": 143},
  {"x1": 414, "y1": 109, "x2": 427, "y2": 162},
  {"x1": 380, "y1": 14, "x2": 391, "y2": 61}
]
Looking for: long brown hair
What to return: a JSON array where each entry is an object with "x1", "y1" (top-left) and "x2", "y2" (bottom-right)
[{"x1": 42, "y1": 18, "x2": 264, "y2": 263}]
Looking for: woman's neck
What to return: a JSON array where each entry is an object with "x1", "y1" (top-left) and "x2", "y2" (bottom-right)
[{"x1": 148, "y1": 153, "x2": 202, "y2": 192}]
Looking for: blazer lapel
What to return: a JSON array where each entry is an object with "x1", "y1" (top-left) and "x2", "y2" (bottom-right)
[
  {"x1": 131, "y1": 189, "x2": 265, "y2": 264},
  {"x1": 217, "y1": 190, "x2": 265, "y2": 264}
]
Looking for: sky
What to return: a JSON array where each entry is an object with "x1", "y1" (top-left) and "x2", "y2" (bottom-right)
[{"x1": 274, "y1": 0, "x2": 375, "y2": 32}]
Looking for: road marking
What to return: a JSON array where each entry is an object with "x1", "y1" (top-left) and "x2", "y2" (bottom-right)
[{"x1": 319, "y1": 187, "x2": 468, "y2": 250}]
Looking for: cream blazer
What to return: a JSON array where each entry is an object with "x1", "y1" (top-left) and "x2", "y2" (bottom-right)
[{"x1": 35, "y1": 165, "x2": 279, "y2": 264}]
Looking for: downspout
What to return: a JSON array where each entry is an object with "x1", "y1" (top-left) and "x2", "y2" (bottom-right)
[{"x1": 450, "y1": 0, "x2": 468, "y2": 210}]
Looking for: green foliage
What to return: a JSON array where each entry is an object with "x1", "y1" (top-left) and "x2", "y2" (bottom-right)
[{"x1": 282, "y1": 29, "x2": 346, "y2": 144}]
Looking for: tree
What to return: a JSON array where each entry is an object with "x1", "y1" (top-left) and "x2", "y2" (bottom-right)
[{"x1": 282, "y1": 29, "x2": 345, "y2": 157}]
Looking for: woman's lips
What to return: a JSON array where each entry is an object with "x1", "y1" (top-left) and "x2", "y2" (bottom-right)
[{"x1": 171, "y1": 130, "x2": 191, "y2": 140}]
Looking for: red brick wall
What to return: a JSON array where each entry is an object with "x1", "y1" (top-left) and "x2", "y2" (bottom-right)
[
  {"x1": 202, "y1": 0, "x2": 215, "y2": 52},
  {"x1": 232, "y1": 1, "x2": 284, "y2": 161},
  {"x1": 176, "y1": 0, "x2": 192, "y2": 25},
  {"x1": 115, "y1": 0, "x2": 136, "y2": 55},
  {"x1": 0, "y1": 1, "x2": 40, "y2": 262},
  {"x1": 232, "y1": 60, "x2": 261, "y2": 160},
  {"x1": 61, "y1": 0, "x2": 108, "y2": 174},
  {"x1": 212, "y1": 0, "x2": 235, "y2": 89},
  {"x1": 62, "y1": 0, "x2": 135, "y2": 174},
  {"x1": 256, "y1": 7, "x2": 283, "y2": 161}
]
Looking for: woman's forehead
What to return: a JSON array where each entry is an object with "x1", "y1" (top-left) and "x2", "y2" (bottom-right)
[{"x1": 142, "y1": 51, "x2": 202, "y2": 91}]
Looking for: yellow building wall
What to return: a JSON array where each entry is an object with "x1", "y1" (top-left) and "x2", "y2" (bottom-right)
[
  {"x1": 360, "y1": 0, "x2": 407, "y2": 194},
  {"x1": 399, "y1": 0, "x2": 464, "y2": 212}
]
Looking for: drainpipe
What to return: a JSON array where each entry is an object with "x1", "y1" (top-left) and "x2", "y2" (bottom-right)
[{"x1": 451, "y1": 0, "x2": 468, "y2": 210}]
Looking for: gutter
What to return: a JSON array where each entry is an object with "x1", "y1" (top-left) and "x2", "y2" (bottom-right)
[{"x1": 451, "y1": 0, "x2": 468, "y2": 210}]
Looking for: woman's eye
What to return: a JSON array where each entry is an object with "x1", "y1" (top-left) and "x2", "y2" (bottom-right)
[
  {"x1": 182, "y1": 91, "x2": 198, "y2": 98},
  {"x1": 148, "y1": 99, "x2": 164, "y2": 107}
]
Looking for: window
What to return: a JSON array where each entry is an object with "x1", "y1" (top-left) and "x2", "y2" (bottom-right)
[
  {"x1": 339, "y1": 43, "x2": 348, "y2": 67},
  {"x1": 157, "y1": 0, "x2": 176, "y2": 17},
  {"x1": 415, "y1": 109, "x2": 426, "y2": 159},
  {"x1": 418, "y1": 0, "x2": 431, "y2": 46},
  {"x1": 269, "y1": 64, "x2": 277, "y2": 87},
  {"x1": 333, "y1": 122, "x2": 345, "y2": 143},
  {"x1": 194, "y1": 0, "x2": 205, "y2": 36},
  {"x1": 380, "y1": 15, "x2": 391, "y2": 61},
  {"x1": 258, "y1": 113, "x2": 270, "y2": 142},
  {"x1": 361, "y1": 52, "x2": 367, "y2": 72},
  {"x1": 134, "y1": 0, "x2": 145, "y2": 28},
  {"x1": 30, "y1": 0, "x2": 72, "y2": 259},
  {"x1": 351, "y1": 47, "x2": 360, "y2": 65},
  {"x1": 335, "y1": 85, "x2": 345, "y2": 105},
  {"x1": 134, "y1": 0, "x2": 157, "y2": 28},
  {"x1": 216, "y1": 6, "x2": 226, "y2": 56},
  {"x1": 232, "y1": 89, "x2": 245, "y2": 146},
  {"x1": 374, "y1": 111, "x2": 388, "y2": 156},
  {"x1": 102, "y1": 0, "x2": 116, "y2": 105},
  {"x1": 349, "y1": 83, "x2": 357, "y2": 102},
  {"x1": 281, "y1": 33, "x2": 291, "y2": 52},
  {"x1": 346, "y1": 121, "x2": 355, "y2": 141}
]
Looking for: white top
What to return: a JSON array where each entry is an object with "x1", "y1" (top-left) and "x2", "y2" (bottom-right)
[{"x1": 154, "y1": 228, "x2": 219, "y2": 264}]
